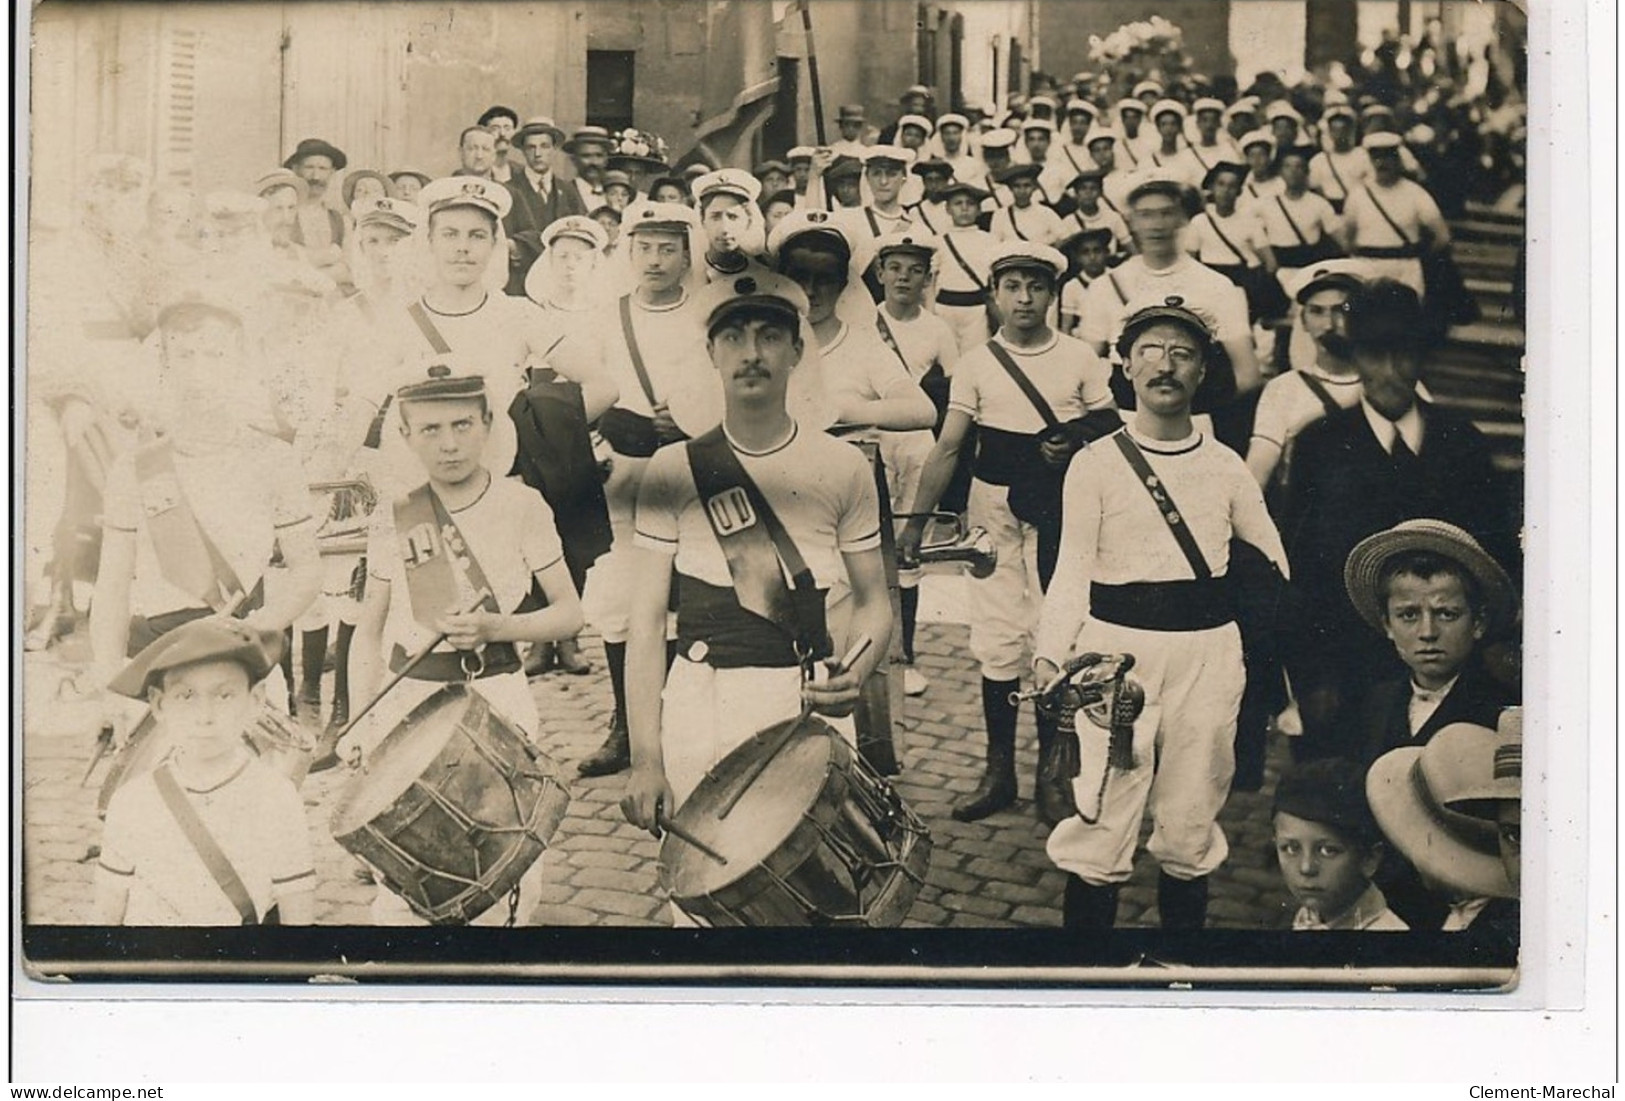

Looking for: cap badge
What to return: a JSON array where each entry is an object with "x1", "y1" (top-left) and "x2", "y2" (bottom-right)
[
  {"x1": 1166, "y1": 295, "x2": 1184, "y2": 307},
  {"x1": 808, "y1": 211, "x2": 828, "y2": 223},
  {"x1": 734, "y1": 277, "x2": 758, "y2": 295},
  {"x1": 427, "y1": 364, "x2": 452, "y2": 379},
  {"x1": 461, "y1": 181, "x2": 484, "y2": 196}
]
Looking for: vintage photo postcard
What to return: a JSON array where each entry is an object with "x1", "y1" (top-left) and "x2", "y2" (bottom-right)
[{"x1": 14, "y1": 0, "x2": 1551, "y2": 993}]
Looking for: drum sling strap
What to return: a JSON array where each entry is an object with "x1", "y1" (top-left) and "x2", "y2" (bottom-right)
[
  {"x1": 686, "y1": 428, "x2": 831, "y2": 663},
  {"x1": 1005, "y1": 207, "x2": 1029, "y2": 242},
  {"x1": 1274, "y1": 195, "x2": 1312, "y2": 248},
  {"x1": 940, "y1": 235, "x2": 989, "y2": 302},
  {"x1": 1298, "y1": 372, "x2": 1342, "y2": 420},
  {"x1": 391, "y1": 483, "x2": 522, "y2": 678},
  {"x1": 133, "y1": 440, "x2": 263, "y2": 615},
  {"x1": 1112, "y1": 431, "x2": 1213, "y2": 580},
  {"x1": 1358, "y1": 184, "x2": 1421, "y2": 256},
  {"x1": 875, "y1": 309, "x2": 918, "y2": 376},
  {"x1": 152, "y1": 763, "x2": 275, "y2": 925},
  {"x1": 1201, "y1": 210, "x2": 1253, "y2": 268}
]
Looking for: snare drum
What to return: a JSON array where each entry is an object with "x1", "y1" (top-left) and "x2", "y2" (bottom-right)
[
  {"x1": 329, "y1": 683, "x2": 570, "y2": 926},
  {"x1": 661, "y1": 714, "x2": 931, "y2": 927},
  {"x1": 96, "y1": 705, "x2": 315, "y2": 818}
]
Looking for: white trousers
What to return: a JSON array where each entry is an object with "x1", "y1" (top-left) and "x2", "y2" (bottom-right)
[
  {"x1": 966, "y1": 477, "x2": 1043, "y2": 682},
  {"x1": 880, "y1": 429, "x2": 934, "y2": 589},
  {"x1": 1046, "y1": 619, "x2": 1245, "y2": 885}
]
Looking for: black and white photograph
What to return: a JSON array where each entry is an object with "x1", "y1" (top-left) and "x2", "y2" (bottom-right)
[{"x1": 14, "y1": 0, "x2": 1556, "y2": 1007}]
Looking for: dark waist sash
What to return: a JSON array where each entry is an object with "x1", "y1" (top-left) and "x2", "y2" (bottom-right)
[
  {"x1": 1206, "y1": 262, "x2": 1252, "y2": 284},
  {"x1": 1090, "y1": 578, "x2": 1236, "y2": 632},
  {"x1": 935, "y1": 288, "x2": 985, "y2": 308},
  {"x1": 598, "y1": 407, "x2": 665, "y2": 458},
  {"x1": 675, "y1": 574, "x2": 824, "y2": 669},
  {"x1": 1272, "y1": 243, "x2": 1322, "y2": 268},
  {"x1": 389, "y1": 641, "x2": 522, "y2": 681},
  {"x1": 1355, "y1": 244, "x2": 1422, "y2": 260},
  {"x1": 973, "y1": 425, "x2": 1045, "y2": 486}
]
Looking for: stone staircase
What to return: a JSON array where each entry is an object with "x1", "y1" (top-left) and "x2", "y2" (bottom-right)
[{"x1": 1424, "y1": 201, "x2": 1525, "y2": 493}]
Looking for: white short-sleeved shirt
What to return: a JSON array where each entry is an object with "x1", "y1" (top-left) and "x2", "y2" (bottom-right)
[
  {"x1": 835, "y1": 204, "x2": 915, "y2": 249},
  {"x1": 990, "y1": 203, "x2": 1069, "y2": 247},
  {"x1": 817, "y1": 320, "x2": 919, "y2": 436},
  {"x1": 1256, "y1": 190, "x2": 1342, "y2": 250},
  {"x1": 934, "y1": 229, "x2": 997, "y2": 296},
  {"x1": 372, "y1": 292, "x2": 565, "y2": 482},
  {"x1": 947, "y1": 330, "x2": 1113, "y2": 433},
  {"x1": 1309, "y1": 147, "x2": 1372, "y2": 206},
  {"x1": 877, "y1": 304, "x2": 960, "y2": 383},
  {"x1": 1078, "y1": 254, "x2": 1251, "y2": 348},
  {"x1": 634, "y1": 423, "x2": 882, "y2": 590},
  {"x1": 1249, "y1": 364, "x2": 1366, "y2": 451},
  {"x1": 98, "y1": 755, "x2": 315, "y2": 926},
  {"x1": 551, "y1": 289, "x2": 717, "y2": 435},
  {"x1": 1343, "y1": 179, "x2": 1447, "y2": 251},
  {"x1": 367, "y1": 473, "x2": 565, "y2": 658},
  {"x1": 1187, "y1": 207, "x2": 1268, "y2": 268},
  {"x1": 103, "y1": 437, "x2": 314, "y2": 617}
]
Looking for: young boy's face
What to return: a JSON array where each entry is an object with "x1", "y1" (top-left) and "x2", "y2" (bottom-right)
[
  {"x1": 946, "y1": 193, "x2": 980, "y2": 227},
  {"x1": 1074, "y1": 178, "x2": 1102, "y2": 208},
  {"x1": 399, "y1": 396, "x2": 493, "y2": 488},
  {"x1": 1274, "y1": 811, "x2": 1379, "y2": 922},
  {"x1": 151, "y1": 659, "x2": 258, "y2": 763},
  {"x1": 1075, "y1": 238, "x2": 1109, "y2": 276},
  {"x1": 878, "y1": 253, "x2": 930, "y2": 304},
  {"x1": 1009, "y1": 178, "x2": 1038, "y2": 207},
  {"x1": 1382, "y1": 570, "x2": 1485, "y2": 690}
]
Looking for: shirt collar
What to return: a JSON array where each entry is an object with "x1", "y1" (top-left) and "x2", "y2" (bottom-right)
[
  {"x1": 1293, "y1": 884, "x2": 1394, "y2": 931},
  {"x1": 526, "y1": 166, "x2": 551, "y2": 193},
  {"x1": 1360, "y1": 397, "x2": 1424, "y2": 454},
  {"x1": 1411, "y1": 674, "x2": 1460, "y2": 706}
]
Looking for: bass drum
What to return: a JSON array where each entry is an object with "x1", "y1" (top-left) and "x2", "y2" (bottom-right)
[
  {"x1": 329, "y1": 683, "x2": 570, "y2": 926},
  {"x1": 661, "y1": 714, "x2": 931, "y2": 927},
  {"x1": 97, "y1": 704, "x2": 314, "y2": 818}
]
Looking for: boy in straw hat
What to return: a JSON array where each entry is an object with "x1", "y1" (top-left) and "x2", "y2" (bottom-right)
[
  {"x1": 94, "y1": 617, "x2": 314, "y2": 926},
  {"x1": 1343, "y1": 518, "x2": 1517, "y2": 768},
  {"x1": 1367, "y1": 714, "x2": 1521, "y2": 946}
]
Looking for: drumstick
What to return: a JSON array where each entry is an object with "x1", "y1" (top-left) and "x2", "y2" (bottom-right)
[
  {"x1": 656, "y1": 809, "x2": 729, "y2": 866},
  {"x1": 333, "y1": 599, "x2": 486, "y2": 752},
  {"x1": 715, "y1": 637, "x2": 874, "y2": 821}
]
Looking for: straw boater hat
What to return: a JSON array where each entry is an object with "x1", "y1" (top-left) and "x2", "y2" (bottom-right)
[
  {"x1": 1366, "y1": 720, "x2": 1520, "y2": 900},
  {"x1": 1342, "y1": 519, "x2": 1517, "y2": 636}
]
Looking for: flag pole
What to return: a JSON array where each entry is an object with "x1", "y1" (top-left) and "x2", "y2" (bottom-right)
[{"x1": 800, "y1": 0, "x2": 827, "y2": 146}]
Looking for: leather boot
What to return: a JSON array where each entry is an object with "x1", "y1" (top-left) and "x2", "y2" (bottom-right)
[
  {"x1": 1157, "y1": 871, "x2": 1210, "y2": 931},
  {"x1": 1062, "y1": 874, "x2": 1120, "y2": 930},
  {"x1": 1034, "y1": 710, "x2": 1073, "y2": 827},
  {"x1": 578, "y1": 641, "x2": 632, "y2": 777},
  {"x1": 524, "y1": 641, "x2": 557, "y2": 677},
  {"x1": 952, "y1": 677, "x2": 1020, "y2": 822},
  {"x1": 23, "y1": 582, "x2": 78, "y2": 652},
  {"x1": 898, "y1": 585, "x2": 920, "y2": 665},
  {"x1": 555, "y1": 635, "x2": 593, "y2": 675},
  {"x1": 281, "y1": 628, "x2": 297, "y2": 715},
  {"x1": 298, "y1": 626, "x2": 328, "y2": 720},
  {"x1": 309, "y1": 622, "x2": 356, "y2": 773}
]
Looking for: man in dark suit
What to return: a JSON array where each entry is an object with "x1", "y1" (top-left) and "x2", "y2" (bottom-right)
[
  {"x1": 503, "y1": 116, "x2": 587, "y2": 296},
  {"x1": 1280, "y1": 280, "x2": 1518, "y2": 762}
]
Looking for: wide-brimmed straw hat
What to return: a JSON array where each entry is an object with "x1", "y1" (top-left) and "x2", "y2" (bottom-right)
[
  {"x1": 1367, "y1": 722, "x2": 1519, "y2": 900},
  {"x1": 1342, "y1": 518, "x2": 1516, "y2": 636}
]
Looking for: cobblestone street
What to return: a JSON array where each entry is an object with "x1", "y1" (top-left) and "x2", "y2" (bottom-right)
[{"x1": 22, "y1": 575, "x2": 1297, "y2": 931}]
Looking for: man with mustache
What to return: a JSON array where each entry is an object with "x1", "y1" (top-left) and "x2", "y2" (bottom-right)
[
  {"x1": 1034, "y1": 297, "x2": 1288, "y2": 930},
  {"x1": 620, "y1": 272, "x2": 893, "y2": 924},
  {"x1": 478, "y1": 106, "x2": 520, "y2": 184},
  {"x1": 549, "y1": 201, "x2": 715, "y2": 779},
  {"x1": 898, "y1": 242, "x2": 1118, "y2": 825}
]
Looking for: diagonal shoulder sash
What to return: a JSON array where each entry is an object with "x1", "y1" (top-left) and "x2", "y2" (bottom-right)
[
  {"x1": 686, "y1": 428, "x2": 829, "y2": 660},
  {"x1": 1111, "y1": 431, "x2": 1212, "y2": 580},
  {"x1": 1274, "y1": 195, "x2": 1311, "y2": 246},
  {"x1": 1297, "y1": 371, "x2": 1341, "y2": 419},
  {"x1": 941, "y1": 234, "x2": 988, "y2": 291},
  {"x1": 1361, "y1": 184, "x2": 1416, "y2": 246},
  {"x1": 875, "y1": 309, "x2": 914, "y2": 375},
  {"x1": 152, "y1": 764, "x2": 261, "y2": 925},
  {"x1": 617, "y1": 294, "x2": 661, "y2": 408},
  {"x1": 1202, "y1": 210, "x2": 1252, "y2": 266},
  {"x1": 393, "y1": 482, "x2": 502, "y2": 632},
  {"x1": 1324, "y1": 153, "x2": 1349, "y2": 200},
  {"x1": 1005, "y1": 207, "x2": 1029, "y2": 242},
  {"x1": 984, "y1": 340, "x2": 1061, "y2": 430},
  {"x1": 133, "y1": 440, "x2": 255, "y2": 613},
  {"x1": 407, "y1": 300, "x2": 454, "y2": 355},
  {"x1": 1106, "y1": 270, "x2": 1128, "y2": 307}
]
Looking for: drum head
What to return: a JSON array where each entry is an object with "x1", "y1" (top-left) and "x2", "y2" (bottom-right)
[
  {"x1": 664, "y1": 716, "x2": 838, "y2": 900},
  {"x1": 329, "y1": 684, "x2": 471, "y2": 837}
]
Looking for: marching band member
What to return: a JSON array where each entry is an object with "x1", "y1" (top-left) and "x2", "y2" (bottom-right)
[
  {"x1": 933, "y1": 181, "x2": 999, "y2": 352},
  {"x1": 1144, "y1": 100, "x2": 1195, "y2": 185},
  {"x1": 619, "y1": 272, "x2": 892, "y2": 890},
  {"x1": 899, "y1": 242, "x2": 1118, "y2": 824},
  {"x1": 905, "y1": 157, "x2": 954, "y2": 235},
  {"x1": 1058, "y1": 226, "x2": 1118, "y2": 336},
  {"x1": 1051, "y1": 100, "x2": 1102, "y2": 190},
  {"x1": 1082, "y1": 127, "x2": 1138, "y2": 217},
  {"x1": 1309, "y1": 102, "x2": 1370, "y2": 214},
  {"x1": 555, "y1": 200, "x2": 715, "y2": 778},
  {"x1": 1179, "y1": 97, "x2": 1240, "y2": 180},
  {"x1": 1239, "y1": 130, "x2": 1287, "y2": 209},
  {"x1": 989, "y1": 162, "x2": 1068, "y2": 247},
  {"x1": 1337, "y1": 132, "x2": 1450, "y2": 299},
  {"x1": 337, "y1": 369, "x2": 584, "y2": 925},
  {"x1": 90, "y1": 287, "x2": 322, "y2": 742},
  {"x1": 931, "y1": 112, "x2": 979, "y2": 183},
  {"x1": 691, "y1": 168, "x2": 775, "y2": 285},
  {"x1": 1058, "y1": 167, "x2": 1132, "y2": 258},
  {"x1": 971, "y1": 129, "x2": 1019, "y2": 219},
  {"x1": 836, "y1": 145, "x2": 918, "y2": 259},
  {"x1": 1035, "y1": 297, "x2": 1287, "y2": 930},
  {"x1": 1111, "y1": 98, "x2": 1152, "y2": 171},
  {"x1": 1017, "y1": 118, "x2": 1074, "y2": 206}
]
